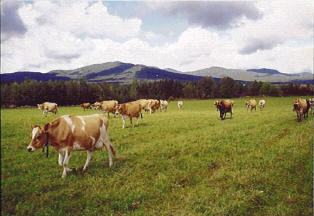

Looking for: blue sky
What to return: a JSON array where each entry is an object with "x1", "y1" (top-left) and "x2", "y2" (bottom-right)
[{"x1": 1, "y1": 0, "x2": 313, "y2": 74}]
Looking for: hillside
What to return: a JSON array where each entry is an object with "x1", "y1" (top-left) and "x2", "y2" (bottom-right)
[
  {"x1": 1, "y1": 62, "x2": 313, "y2": 84},
  {"x1": 188, "y1": 66, "x2": 313, "y2": 83}
]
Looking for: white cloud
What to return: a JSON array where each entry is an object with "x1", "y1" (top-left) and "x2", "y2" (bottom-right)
[{"x1": 1, "y1": 0, "x2": 313, "y2": 74}]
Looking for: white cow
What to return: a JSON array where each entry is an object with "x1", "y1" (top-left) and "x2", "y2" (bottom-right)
[
  {"x1": 177, "y1": 101, "x2": 183, "y2": 110},
  {"x1": 258, "y1": 100, "x2": 266, "y2": 111},
  {"x1": 37, "y1": 102, "x2": 58, "y2": 117},
  {"x1": 160, "y1": 100, "x2": 168, "y2": 112}
]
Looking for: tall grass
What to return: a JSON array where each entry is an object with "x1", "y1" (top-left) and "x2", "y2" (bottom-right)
[{"x1": 1, "y1": 97, "x2": 313, "y2": 215}]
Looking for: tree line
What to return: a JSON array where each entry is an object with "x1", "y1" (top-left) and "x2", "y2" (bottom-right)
[{"x1": 1, "y1": 77, "x2": 313, "y2": 107}]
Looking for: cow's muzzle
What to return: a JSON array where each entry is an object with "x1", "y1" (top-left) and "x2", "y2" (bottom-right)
[{"x1": 27, "y1": 146, "x2": 35, "y2": 152}]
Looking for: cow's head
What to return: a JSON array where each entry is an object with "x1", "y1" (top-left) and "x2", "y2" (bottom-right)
[
  {"x1": 114, "y1": 104, "x2": 122, "y2": 115},
  {"x1": 27, "y1": 125, "x2": 47, "y2": 152},
  {"x1": 37, "y1": 104, "x2": 43, "y2": 110},
  {"x1": 216, "y1": 102, "x2": 224, "y2": 111},
  {"x1": 293, "y1": 99, "x2": 300, "y2": 111}
]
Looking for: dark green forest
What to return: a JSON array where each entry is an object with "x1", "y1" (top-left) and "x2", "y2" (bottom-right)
[{"x1": 1, "y1": 77, "x2": 313, "y2": 107}]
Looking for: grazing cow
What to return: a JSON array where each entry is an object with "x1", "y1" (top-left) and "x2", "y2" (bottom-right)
[
  {"x1": 80, "y1": 103, "x2": 91, "y2": 111},
  {"x1": 160, "y1": 100, "x2": 168, "y2": 112},
  {"x1": 215, "y1": 99, "x2": 233, "y2": 111},
  {"x1": 309, "y1": 98, "x2": 314, "y2": 115},
  {"x1": 92, "y1": 102, "x2": 101, "y2": 110},
  {"x1": 293, "y1": 98, "x2": 309, "y2": 121},
  {"x1": 149, "y1": 99, "x2": 160, "y2": 113},
  {"x1": 245, "y1": 99, "x2": 257, "y2": 111},
  {"x1": 114, "y1": 101, "x2": 142, "y2": 128},
  {"x1": 99, "y1": 100, "x2": 118, "y2": 118},
  {"x1": 136, "y1": 99, "x2": 151, "y2": 117},
  {"x1": 216, "y1": 100, "x2": 233, "y2": 120},
  {"x1": 258, "y1": 100, "x2": 266, "y2": 111},
  {"x1": 178, "y1": 101, "x2": 183, "y2": 110},
  {"x1": 27, "y1": 114, "x2": 116, "y2": 178},
  {"x1": 38, "y1": 102, "x2": 58, "y2": 117}
]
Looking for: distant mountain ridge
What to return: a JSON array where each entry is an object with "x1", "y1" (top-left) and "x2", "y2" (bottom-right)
[
  {"x1": 1, "y1": 61, "x2": 313, "y2": 84},
  {"x1": 188, "y1": 66, "x2": 313, "y2": 83}
]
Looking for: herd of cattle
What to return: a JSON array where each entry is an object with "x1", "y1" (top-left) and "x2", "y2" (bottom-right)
[{"x1": 32, "y1": 98, "x2": 313, "y2": 178}]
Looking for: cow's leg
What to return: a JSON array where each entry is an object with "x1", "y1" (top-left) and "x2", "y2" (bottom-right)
[
  {"x1": 230, "y1": 109, "x2": 232, "y2": 118},
  {"x1": 107, "y1": 112, "x2": 110, "y2": 119},
  {"x1": 62, "y1": 149, "x2": 72, "y2": 178},
  {"x1": 130, "y1": 117, "x2": 134, "y2": 127},
  {"x1": 83, "y1": 150, "x2": 93, "y2": 172},
  {"x1": 58, "y1": 152, "x2": 65, "y2": 166},
  {"x1": 122, "y1": 115, "x2": 126, "y2": 129},
  {"x1": 102, "y1": 129, "x2": 114, "y2": 167},
  {"x1": 136, "y1": 116, "x2": 139, "y2": 126}
]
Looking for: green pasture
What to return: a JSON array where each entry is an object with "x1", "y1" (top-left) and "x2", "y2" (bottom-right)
[{"x1": 1, "y1": 97, "x2": 313, "y2": 215}]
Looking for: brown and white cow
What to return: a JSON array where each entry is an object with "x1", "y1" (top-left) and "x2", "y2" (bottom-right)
[
  {"x1": 216, "y1": 100, "x2": 233, "y2": 120},
  {"x1": 27, "y1": 114, "x2": 116, "y2": 178},
  {"x1": 99, "y1": 100, "x2": 118, "y2": 118},
  {"x1": 309, "y1": 98, "x2": 314, "y2": 115},
  {"x1": 160, "y1": 100, "x2": 168, "y2": 112},
  {"x1": 245, "y1": 99, "x2": 257, "y2": 111},
  {"x1": 293, "y1": 98, "x2": 309, "y2": 121},
  {"x1": 92, "y1": 102, "x2": 101, "y2": 110},
  {"x1": 114, "y1": 101, "x2": 142, "y2": 128},
  {"x1": 136, "y1": 99, "x2": 150, "y2": 117},
  {"x1": 80, "y1": 103, "x2": 91, "y2": 111},
  {"x1": 38, "y1": 102, "x2": 58, "y2": 117},
  {"x1": 149, "y1": 99, "x2": 160, "y2": 114}
]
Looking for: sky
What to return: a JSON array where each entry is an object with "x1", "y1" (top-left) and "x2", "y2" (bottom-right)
[{"x1": 1, "y1": 0, "x2": 313, "y2": 74}]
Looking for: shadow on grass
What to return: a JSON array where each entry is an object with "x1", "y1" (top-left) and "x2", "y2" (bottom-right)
[{"x1": 67, "y1": 156, "x2": 131, "y2": 177}]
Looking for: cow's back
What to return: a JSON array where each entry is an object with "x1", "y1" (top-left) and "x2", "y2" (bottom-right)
[
  {"x1": 44, "y1": 102, "x2": 57, "y2": 111},
  {"x1": 123, "y1": 102, "x2": 141, "y2": 116},
  {"x1": 57, "y1": 114, "x2": 108, "y2": 150}
]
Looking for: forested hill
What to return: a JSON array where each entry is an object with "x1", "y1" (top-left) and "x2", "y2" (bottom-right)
[
  {"x1": 1, "y1": 61, "x2": 313, "y2": 84},
  {"x1": 1, "y1": 62, "x2": 203, "y2": 84}
]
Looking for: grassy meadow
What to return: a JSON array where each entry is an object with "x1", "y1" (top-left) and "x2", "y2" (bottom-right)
[{"x1": 1, "y1": 97, "x2": 313, "y2": 215}]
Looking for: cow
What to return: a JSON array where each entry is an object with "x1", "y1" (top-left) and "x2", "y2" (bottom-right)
[
  {"x1": 214, "y1": 99, "x2": 233, "y2": 111},
  {"x1": 27, "y1": 114, "x2": 116, "y2": 178},
  {"x1": 309, "y1": 98, "x2": 314, "y2": 115},
  {"x1": 293, "y1": 98, "x2": 309, "y2": 121},
  {"x1": 114, "y1": 101, "x2": 142, "y2": 128},
  {"x1": 178, "y1": 101, "x2": 183, "y2": 110},
  {"x1": 136, "y1": 99, "x2": 151, "y2": 117},
  {"x1": 99, "y1": 100, "x2": 118, "y2": 118},
  {"x1": 216, "y1": 100, "x2": 233, "y2": 120},
  {"x1": 245, "y1": 99, "x2": 257, "y2": 111},
  {"x1": 160, "y1": 100, "x2": 168, "y2": 112},
  {"x1": 92, "y1": 102, "x2": 101, "y2": 110},
  {"x1": 38, "y1": 102, "x2": 58, "y2": 117},
  {"x1": 149, "y1": 99, "x2": 160, "y2": 114},
  {"x1": 80, "y1": 103, "x2": 91, "y2": 111},
  {"x1": 258, "y1": 100, "x2": 266, "y2": 111}
]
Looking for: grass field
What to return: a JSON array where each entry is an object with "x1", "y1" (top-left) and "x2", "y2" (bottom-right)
[{"x1": 1, "y1": 97, "x2": 313, "y2": 216}]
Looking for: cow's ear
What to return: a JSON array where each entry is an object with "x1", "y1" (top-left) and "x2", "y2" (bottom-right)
[
  {"x1": 31, "y1": 124, "x2": 34, "y2": 129},
  {"x1": 44, "y1": 123, "x2": 51, "y2": 132}
]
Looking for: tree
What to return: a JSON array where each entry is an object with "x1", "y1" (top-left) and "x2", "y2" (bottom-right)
[
  {"x1": 183, "y1": 82, "x2": 194, "y2": 98},
  {"x1": 219, "y1": 77, "x2": 237, "y2": 98},
  {"x1": 197, "y1": 76, "x2": 215, "y2": 98},
  {"x1": 249, "y1": 80, "x2": 263, "y2": 96},
  {"x1": 260, "y1": 82, "x2": 271, "y2": 96}
]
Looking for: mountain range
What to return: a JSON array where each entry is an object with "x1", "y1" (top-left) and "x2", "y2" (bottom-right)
[{"x1": 1, "y1": 61, "x2": 313, "y2": 84}]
